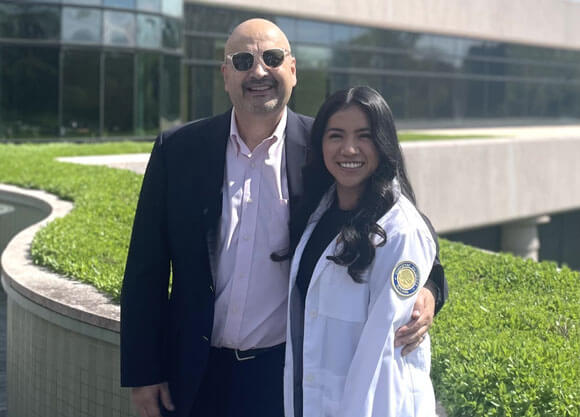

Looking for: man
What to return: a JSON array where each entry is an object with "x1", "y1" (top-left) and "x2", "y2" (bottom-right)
[{"x1": 121, "y1": 18, "x2": 447, "y2": 417}]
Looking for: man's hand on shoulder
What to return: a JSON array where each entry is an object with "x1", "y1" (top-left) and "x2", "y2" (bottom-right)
[
  {"x1": 131, "y1": 382, "x2": 175, "y2": 417},
  {"x1": 394, "y1": 285, "x2": 436, "y2": 356}
]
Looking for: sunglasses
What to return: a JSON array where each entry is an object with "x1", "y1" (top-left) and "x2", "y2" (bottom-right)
[{"x1": 225, "y1": 48, "x2": 290, "y2": 71}]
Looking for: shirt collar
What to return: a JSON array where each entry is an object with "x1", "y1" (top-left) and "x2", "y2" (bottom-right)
[{"x1": 229, "y1": 107, "x2": 288, "y2": 155}]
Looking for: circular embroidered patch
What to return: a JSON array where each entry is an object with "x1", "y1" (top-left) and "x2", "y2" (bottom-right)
[{"x1": 391, "y1": 261, "x2": 420, "y2": 297}]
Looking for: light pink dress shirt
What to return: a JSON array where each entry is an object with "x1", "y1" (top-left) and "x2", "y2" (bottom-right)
[{"x1": 211, "y1": 108, "x2": 290, "y2": 350}]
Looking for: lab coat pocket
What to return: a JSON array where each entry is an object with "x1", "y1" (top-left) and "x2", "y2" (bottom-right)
[{"x1": 319, "y1": 265, "x2": 369, "y2": 323}]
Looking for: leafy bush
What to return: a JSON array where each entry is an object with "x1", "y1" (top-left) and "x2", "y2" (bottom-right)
[
  {"x1": 433, "y1": 240, "x2": 579, "y2": 417},
  {"x1": 0, "y1": 143, "x2": 578, "y2": 416}
]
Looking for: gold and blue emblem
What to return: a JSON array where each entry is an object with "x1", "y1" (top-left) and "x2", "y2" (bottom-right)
[{"x1": 391, "y1": 261, "x2": 420, "y2": 297}]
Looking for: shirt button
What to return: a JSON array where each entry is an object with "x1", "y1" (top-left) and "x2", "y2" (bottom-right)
[
  {"x1": 243, "y1": 235, "x2": 250, "y2": 241},
  {"x1": 305, "y1": 373, "x2": 314, "y2": 383},
  {"x1": 309, "y1": 310, "x2": 318, "y2": 319},
  {"x1": 250, "y1": 162, "x2": 256, "y2": 168}
]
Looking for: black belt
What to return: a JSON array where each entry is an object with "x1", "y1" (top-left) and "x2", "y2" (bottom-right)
[{"x1": 213, "y1": 342, "x2": 285, "y2": 361}]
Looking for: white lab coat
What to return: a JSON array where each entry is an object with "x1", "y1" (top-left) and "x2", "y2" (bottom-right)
[{"x1": 284, "y1": 186, "x2": 437, "y2": 417}]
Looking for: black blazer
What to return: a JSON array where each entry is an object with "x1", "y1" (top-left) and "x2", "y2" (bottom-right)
[{"x1": 120, "y1": 108, "x2": 448, "y2": 417}]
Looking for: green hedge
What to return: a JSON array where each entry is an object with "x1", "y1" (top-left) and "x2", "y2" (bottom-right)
[
  {"x1": 432, "y1": 241, "x2": 579, "y2": 417},
  {"x1": 0, "y1": 143, "x2": 578, "y2": 416}
]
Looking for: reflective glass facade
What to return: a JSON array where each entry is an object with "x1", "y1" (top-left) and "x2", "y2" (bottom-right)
[
  {"x1": 0, "y1": 0, "x2": 183, "y2": 140},
  {"x1": 1, "y1": 1, "x2": 579, "y2": 140},
  {"x1": 184, "y1": 4, "x2": 580, "y2": 123}
]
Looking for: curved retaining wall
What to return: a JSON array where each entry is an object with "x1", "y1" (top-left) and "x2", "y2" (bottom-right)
[{"x1": 0, "y1": 184, "x2": 136, "y2": 417}]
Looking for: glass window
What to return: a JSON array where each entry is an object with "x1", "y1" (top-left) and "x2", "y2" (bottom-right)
[
  {"x1": 61, "y1": 49, "x2": 101, "y2": 137},
  {"x1": 187, "y1": 65, "x2": 213, "y2": 120},
  {"x1": 162, "y1": 17, "x2": 182, "y2": 49},
  {"x1": 412, "y1": 34, "x2": 434, "y2": 56},
  {"x1": 62, "y1": 0, "x2": 101, "y2": 5},
  {"x1": 406, "y1": 77, "x2": 430, "y2": 119},
  {"x1": 62, "y1": 7, "x2": 102, "y2": 44},
  {"x1": 504, "y1": 81, "x2": 529, "y2": 117},
  {"x1": 486, "y1": 60, "x2": 508, "y2": 78},
  {"x1": 160, "y1": 55, "x2": 181, "y2": 129},
  {"x1": 526, "y1": 62, "x2": 565, "y2": 80},
  {"x1": 349, "y1": 74, "x2": 382, "y2": 93},
  {"x1": 0, "y1": 46, "x2": 59, "y2": 139},
  {"x1": 456, "y1": 38, "x2": 487, "y2": 60},
  {"x1": 185, "y1": 37, "x2": 227, "y2": 62},
  {"x1": 13, "y1": 5, "x2": 61, "y2": 40},
  {"x1": 329, "y1": 72, "x2": 350, "y2": 94},
  {"x1": 330, "y1": 24, "x2": 352, "y2": 45},
  {"x1": 460, "y1": 57, "x2": 488, "y2": 76},
  {"x1": 135, "y1": 52, "x2": 160, "y2": 135},
  {"x1": 137, "y1": 0, "x2": 160, "y2": 12},
  {"x1": 486, "y1": 80, "x2": 507, "y2": 117},
  {"x1": 450, "y1": 78, "x2": 467, "y2": 119},
  {"x1": 137, "y1": 14, "x2": 161, "y2": 48},
  {"x1": 431, "y1": 35, "x2": 459, "y2": 57},
  {"x1": 104, "y1": 10, "x2": 135, "y2": 46},
  {"x1": 464, "y1": 79, "x2": 487, "y2": 117},
  {"x1": 104, "y1": 0, "x2": 136, "y2": 8},
  {"x1": 479, "y1": 42, "x2": 505, "y2": 58},
  {"x1": 429, "y1": 77, "x2": 454, "y2": 119},
  {"x1": 185, "y1": 5, "x2": 231, "y2": 33},
  {"x1": 560, "y1": 83, "x2": 580, "y2": 118},
  {"x1": 275, "y1": 17, "x2": 296, "y2": 42},
  {"x1": 188, "y1": 65, "x2": 231, "y2": 120},
  {"x1": 294, "y1": 45, "x2": 331, "y2": 70},
  {"x1": 346, "y1": 27, "x2": 373, "y2": 47},
  {"x1": 293, "y1": 69, "x2": 327, "y2": 117},
  {"x1": 0, "y1": 3, "x2": 19, "y2": 38},
  {"x1": 296, "y1": 20, "x2": 331, "y2": 45},
  {"x1": 162, "y1": 0, "x2": 182, "y2": 18},
  {"x1": 382, "y1": 75, "x2": 407, "y2": 119},
  {"x1": 330, "y1": 47, "x2": 353, "y2": 68},
  {"x1": 104, "y1": 51, "x2": 134, "y2": 135}
]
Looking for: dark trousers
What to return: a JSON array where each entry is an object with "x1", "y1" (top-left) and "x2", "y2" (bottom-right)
[{"x1": 189, "y1": 344, "x2": 285, "y2": 417}]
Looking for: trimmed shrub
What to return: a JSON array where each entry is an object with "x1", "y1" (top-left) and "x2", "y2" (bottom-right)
[{"x1": 433, "y1": 240, "x2": 579, "y2": 417}]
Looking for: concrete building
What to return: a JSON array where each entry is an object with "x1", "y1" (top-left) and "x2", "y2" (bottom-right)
[{"x1": 1, "y1": 0, "x2": 580, "y2": 140}]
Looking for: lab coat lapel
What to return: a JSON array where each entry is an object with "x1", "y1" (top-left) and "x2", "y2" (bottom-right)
[{"x1": 289, "y1": 185, "x2": 337, "y2": 291}]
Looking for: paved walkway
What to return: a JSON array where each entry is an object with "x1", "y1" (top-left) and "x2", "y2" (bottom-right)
[{"x1": 400, "y1": 124, "x2": 580, "y2": 138}]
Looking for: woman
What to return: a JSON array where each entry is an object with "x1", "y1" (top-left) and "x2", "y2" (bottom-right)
[{"x1": 283, "y1": 86, "x2": 437, "y2": 417}]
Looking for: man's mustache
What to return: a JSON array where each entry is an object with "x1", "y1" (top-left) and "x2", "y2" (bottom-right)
[{"x1": 243, "y1": 79, "x2": 278, "y2": 89}]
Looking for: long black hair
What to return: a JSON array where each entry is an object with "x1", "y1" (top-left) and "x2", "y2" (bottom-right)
[{"x1": 286, "y1": 86, "x2": 416, "y2": 282}]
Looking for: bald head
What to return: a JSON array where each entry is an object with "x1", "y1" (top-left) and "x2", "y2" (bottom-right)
[
  {"x1": 221, "y1": 18, "x2": 297, "y2": 129},
  {"x1": 225, "y1": 18, "x2": 291, "y2": 57}
]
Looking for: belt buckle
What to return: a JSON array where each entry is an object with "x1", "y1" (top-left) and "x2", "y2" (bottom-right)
[{"x1": 234, "y1": 349, "x2": 256, "y2": 361}]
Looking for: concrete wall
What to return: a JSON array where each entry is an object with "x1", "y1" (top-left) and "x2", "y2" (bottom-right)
[
  {"x1": 189, "y1": 0, "x2": 580, "y2": 51},
  {"x1": 402, "y1": 135, "x2": 580, "y2": 234},
  {"x1": 442, "y1": 208, "x2": 580, "y2": 270},
  {"x1": 0, "y1": 186, "x2": 136, "y2": 417}
]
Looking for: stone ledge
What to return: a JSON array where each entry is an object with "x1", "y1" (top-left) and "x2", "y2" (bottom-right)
[{"x1": 0, "y1": 184, "x2": 121, "y2": 333}]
